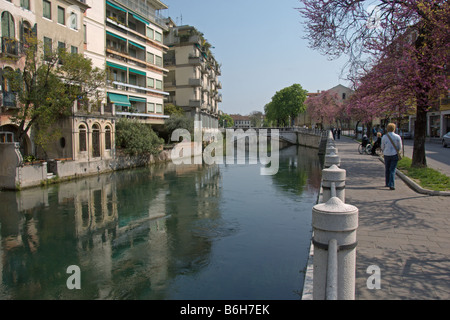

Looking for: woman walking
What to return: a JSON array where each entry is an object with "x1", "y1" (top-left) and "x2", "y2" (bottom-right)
[{"x1": 381, "y1": 123, "x2": 402, "y2": 190}]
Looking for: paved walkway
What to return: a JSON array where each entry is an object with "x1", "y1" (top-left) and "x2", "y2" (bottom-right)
[{"x1": 333, "y1": 136, "x2": 450, "y2": 300}]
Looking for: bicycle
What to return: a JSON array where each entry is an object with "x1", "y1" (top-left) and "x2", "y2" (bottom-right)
[{"x1": 358, "y1": 143, "x2": 372, "y2": 155}]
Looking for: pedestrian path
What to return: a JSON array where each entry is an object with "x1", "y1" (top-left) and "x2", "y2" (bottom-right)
[{"x1": 334, "y1": 136, "x2": 450, "y2": 300}]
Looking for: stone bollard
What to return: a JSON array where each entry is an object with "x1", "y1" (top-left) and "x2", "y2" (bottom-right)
[
  {"x1": 324, "y1": 151, "x2": 340, "y2": 168},
  {"x1": 322, "y1": 165, "x2": 346, "y2": 202},
  {"x1": 326, "y1": 146, "x2": 338, "y2": 155},
  {"x1": 312, "y1": 197, "x2": 358, "y2": 300}
]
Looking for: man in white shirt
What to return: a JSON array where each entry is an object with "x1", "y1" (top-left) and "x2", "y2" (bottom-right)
[{"x1": 381, "y1": 123, "x2": 403, "y2": 190}]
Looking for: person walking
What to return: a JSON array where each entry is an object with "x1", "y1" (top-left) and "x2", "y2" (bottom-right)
[{"x1": 381, "y1": 123, "x2": 403, "y2": 190}]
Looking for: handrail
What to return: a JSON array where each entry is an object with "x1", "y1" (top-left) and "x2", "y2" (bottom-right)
[
  {"x1": 309, "y1": 129, "x2": 358, "y2": 300},
  {"x1": 326, "y1": 239, "x2": 338, "y2": 300}
]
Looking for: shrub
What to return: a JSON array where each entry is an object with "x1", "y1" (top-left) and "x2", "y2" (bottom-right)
[{"x1": 115, "y1": 118, "x2": 164, "y2": 156}]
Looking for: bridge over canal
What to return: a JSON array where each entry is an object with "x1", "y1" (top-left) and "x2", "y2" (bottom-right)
[{"x1": 219, "y1": 127, "x2": 328, "y2": 150}]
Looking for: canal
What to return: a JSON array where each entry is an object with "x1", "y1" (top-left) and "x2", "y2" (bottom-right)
[{"x1": 0, "y1": 145, "x2": 322, "y2": 300}]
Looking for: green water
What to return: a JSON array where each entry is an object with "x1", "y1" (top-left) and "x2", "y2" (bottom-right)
[{"x1": 0, "y1": 145, "x2": 322, "y2": 300}]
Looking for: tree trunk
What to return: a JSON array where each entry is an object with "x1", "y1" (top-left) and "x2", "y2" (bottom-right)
[{"x1": 412, "y1": 103, "x2": 428, "y2": 168}]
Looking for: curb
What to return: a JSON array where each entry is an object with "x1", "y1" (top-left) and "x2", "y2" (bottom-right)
[{"x1": 378, "y1": 157, "x2": 450, "y2": 197}]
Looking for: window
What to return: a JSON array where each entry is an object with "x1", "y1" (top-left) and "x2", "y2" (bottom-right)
[
  {"x1": 69, "y1": 12, "x2": 77, "y2": 30},
  {"x1": 155, "y1": 79, "x2": 162, "y2": 90},
  {"x1": 146, "y1": 52, "x2": 154, "y2": 64},
  {"x1": 155, "y1": 55, "x2": 162, "y2": 67},
  {"x1": 44, "y1": 37, "x2": 52, "y2": 60},
  {"x1": 147, "y1": 77, "x2": 154, "y2": 88},
  {"x1": 71, "y1": 46, "x2": 78, "y2": 54},
  {"x1": 59, "y1": 137, "x2": 66, "y2": 149},
  {"x1": 57, "y1": 41, "x2": 65, "y2": 63},
  {"x1": 129, "y1": 47, "x2": 136, "y2": 58},
  {"x1": 154, "y1": 31, "x2": 162, "y2": 42},
  {"x1": 1, "y1": 11, "x2": 15, "y2": 39},
  {"x1": 79, "y1": 125, "x2": 87, "y2": 152},
  {"x1": 155, "y1": 104, "x2": 163, "y2": 113},
  {"x1": 146, "y1": 27, "x2": 154, "y2": 39},
  {"x1": 58, "y1": 6, "x2": 65, "y2": 25},
  {"x1": 22, "y1": 21, "x2": 33, "y2": 43},
  {"x1": 342, "y1": 93, "x2": 346, "y2": 100},
  {"x1": 43, "y1": 0, "x2": 51, "y2": 19},
  {"x1": 83, "y1": 24, "x2": 87, "y2": 43},
  {"x1": 105, "y1": 126, "x2": 111, "y2": 150},
  {"x1": 92, "y1": 124, "x2": 100, "y2": 157},
  {"x1": 147, "y1": 103, "x2": 154, "y2": 113},
  {"x1": 20, "y1": 0, "x2": 30, "y2": 10},
  {"x1": 129, "y1": 74, "x2": 137, "y2": 85},
  {"x1": 58, "y1": 41, "x2": 65, "y2": 52}
]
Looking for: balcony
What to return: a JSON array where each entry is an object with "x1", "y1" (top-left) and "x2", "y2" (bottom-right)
[
  {"x1": 189, "y1": 78, "x2": 202, "y2": 87},
  {"x1": 1, "y1": 37, "x2": 24, "y2": 57},
  {"x1": 114, "y1": 0, "x2": 168, "y2": 27},
  {"x1": 2, "y1": 91, "x2": 17, "y2": 108},
  {"x1": 189, "y1": 99, "x2": 202, "y2": 108},
  {"x1": 188, "y1": 54, "x2": 205, "y2": 66}
]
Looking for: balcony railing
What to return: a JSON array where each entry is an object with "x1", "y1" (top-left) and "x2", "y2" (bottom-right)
[
  {"x1": 189, "y1": 78, "x2": 202, "y2": 87},
  {"x1": 1, "y1": 37, "x2": 24, "y2": 56},
  {"x1": 114, "y1": 0, "x2": 167, "y2": 27},
  {"x1": 2, "y1": 91, "x2": 17, "y2": 107},
  {"x1": 188, "y1": 54, "x2": 205, "y2": 66},
  {"x1": 189, "y1": 99, "x2": 203, "y2": 108}
]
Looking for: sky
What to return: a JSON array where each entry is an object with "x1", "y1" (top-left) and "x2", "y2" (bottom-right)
[{"x1": 162, "y1": 0, "x2": 351, "y2": 116}]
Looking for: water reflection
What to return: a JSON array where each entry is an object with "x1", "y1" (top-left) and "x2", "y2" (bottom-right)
[{"x1": 0, "y1": 145, "x2": 321, "y2": 300}]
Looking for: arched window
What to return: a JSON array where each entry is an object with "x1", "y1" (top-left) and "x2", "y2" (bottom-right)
[
  {"x1": 105, "y1": 125, "x2": 111, "y2": 150},
  {"x1": 1, "y1": 11, "x2": 15, "y2": 39},
  {"x1": 79, "y1": 124, "x2": 87, "y2": 152},
  {"x1": 92, "y1": 124, "x2": 100, "y2": 157},
  {"x1": 21, "y1": 20, "x2": 33, "y2": 44}
]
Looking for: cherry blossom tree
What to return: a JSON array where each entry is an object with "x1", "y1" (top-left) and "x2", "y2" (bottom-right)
[
  {"x1": 306, "y1": 90, "x2": 343, "y2": 129},
  {"x1": 298, "y1": 0, "x2": 450, "y2": 167}
]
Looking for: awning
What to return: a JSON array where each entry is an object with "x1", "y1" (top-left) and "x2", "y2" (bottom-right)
[
  {"x1": 132, "y1": 14, "x2": 150, "y2": 25},
  {"x1": 129, "y1": 40, "x2": 145, "y2": 50},
  {"x1": 129, "y1": 96, "x2": 147, "y2": 103},
  {"x1": 106, "y1": 1, "x2": 127, "y2": 13},
  {"x1": 129, "y1": 68, "x2": 146, "y2": 76},
  {"x1": 106, "y1": 31, "x2": 127, "y2": 42},
  {"x1": 106, "y1": 61, "x2": 127, "y2": 71},
  {"x1": 108, "y1": 93, "x2": 131, "y2": 107}
]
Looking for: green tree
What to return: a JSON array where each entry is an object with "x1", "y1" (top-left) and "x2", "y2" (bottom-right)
[
  {"x1": 265, "y1": 84, "x2": 308, "y2": 127},
  {"x1": 219, "y1": 113, "x2": 234, "y2": 128},
  {"x1": 165, "y1": 114, "x2": 194, "y2": 137},
  {"x1": 248, "y1": 111, "x2": 263, "y2": 128},
  {"x1": 115, "y1": 118, "x2": 164, "y2": 156},
  {"x1": 164, "y1": 103, "x2": 184, "y2": 116},
  {"x1": 5, "y1": 36, "x2": 106, "y2": 154}
]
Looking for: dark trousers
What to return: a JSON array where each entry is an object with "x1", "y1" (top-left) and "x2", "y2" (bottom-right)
[{"x1": 384, "y1": 155, "x2": 399, "y2": 188}]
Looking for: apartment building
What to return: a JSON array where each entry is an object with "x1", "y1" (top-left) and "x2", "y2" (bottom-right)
[
  {"x1": 101, "y1": 0, "x2": 169, "y2": 127},
  {"x1": 1, "y1": 0, "x2": 37, "y2": 155},
  {"x1": 163, "y1": 21, "x2": 222, "y2": 130},
  {"x1": 1, "y1": 0, "x2": 96, "y2": 158}
]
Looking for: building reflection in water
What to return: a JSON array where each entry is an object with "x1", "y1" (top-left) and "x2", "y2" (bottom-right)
[
  {"x1": 0, "y1": 145, "x2": 321, "y2": 300},
  {"x1": 0, "y1": 162, "x2": 222, "y2": 299}
]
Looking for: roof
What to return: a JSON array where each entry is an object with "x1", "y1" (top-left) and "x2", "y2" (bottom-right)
[
  {"x1": 230, "y1": 114, "x2": 251, "y2": 121},
  {"x1": 147, "y1": 0, "x2": 168, "y2": 10}
]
